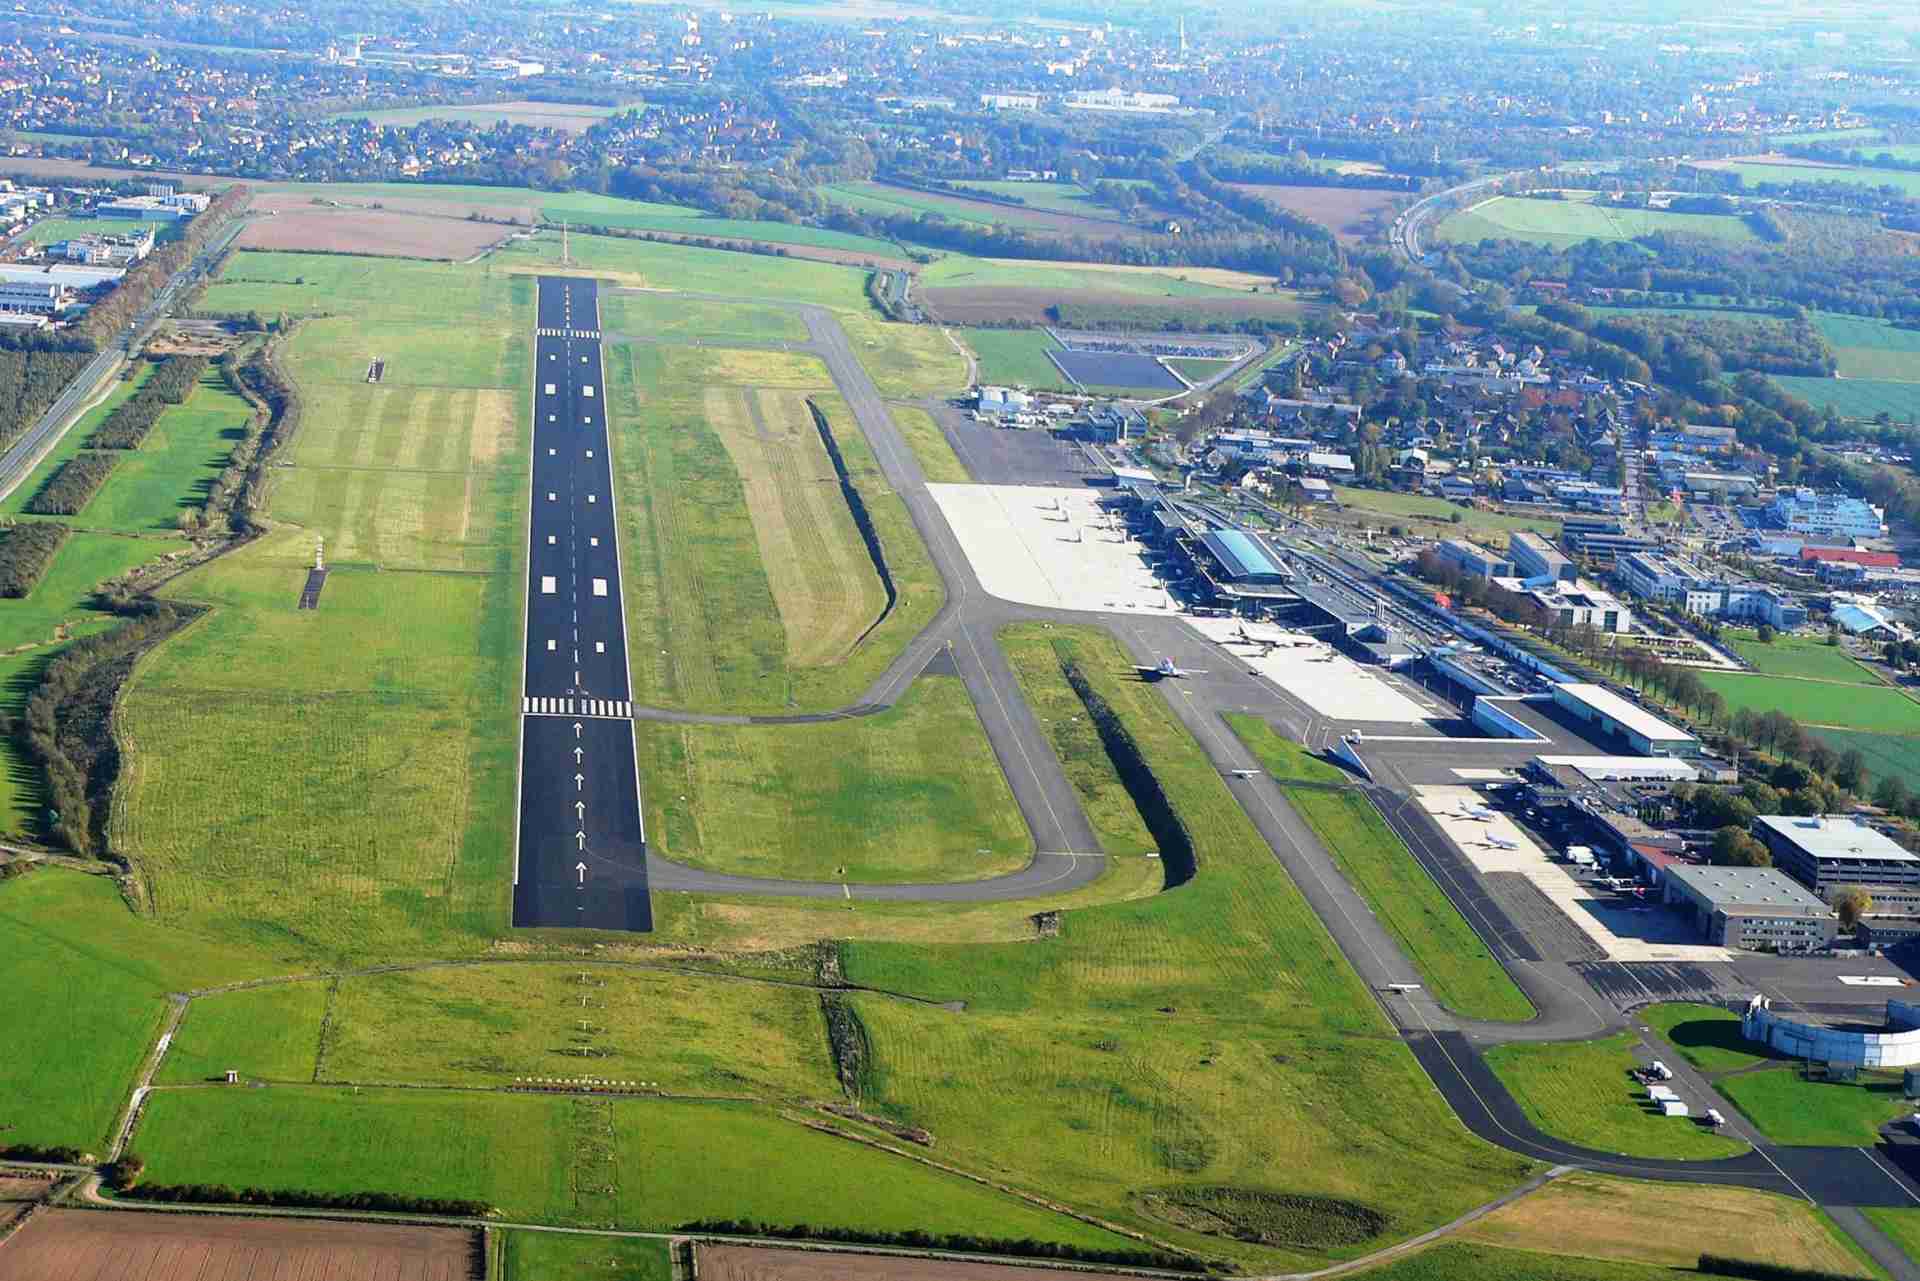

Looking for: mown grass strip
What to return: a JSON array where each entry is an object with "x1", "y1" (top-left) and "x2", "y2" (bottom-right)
[{"x1": 1225, "y1": 712, "x2": 1350, "y2": 785}]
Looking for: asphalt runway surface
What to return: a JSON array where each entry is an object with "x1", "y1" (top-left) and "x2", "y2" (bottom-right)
[{"x1": 513, "y1": 276, "x2": 650, "y2": 931}]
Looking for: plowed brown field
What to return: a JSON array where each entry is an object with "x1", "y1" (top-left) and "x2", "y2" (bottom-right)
[
  {"x1": 236, "y1": 206, "x2": 510, "y2": 260},
  {"x1": 1228, "y1": 184, "x2": 1401, "y2": 243},
  {"x1": 0, "y1": 1209, "x2": 477, "y2": 1281}
]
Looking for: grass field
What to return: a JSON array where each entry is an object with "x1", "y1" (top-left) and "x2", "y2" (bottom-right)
[
  {"x1": 1483, "y1": 1034, "x2": 1749, "y2": 1160},
  {"x1": 1329, "y1": 485, "x2": 1561, "y2": 538},
  {"x1": 1285, "y1": 787, "x2": 1534, "y2": 1023},
  {"x1": 886, "y1": 405, "x2": 970, "y2": 484},
  {"x1": 634, "y1": 674, "x2": 1031, "y2": 884},
  {"x1": 1642, "y1": 1003, "x2": 1767, "y2": 1074},
  {"x1": 546, "y1": 207, "x2": 902, "y2": 258},
  {"x1": 0, "y1": 869, "x2": 283, "y2": 1151},
  {"x1": 1815, "y1": 728, "x2": 1920, "y2": 796},
  {"x1": 1863, "y1": 1210, "x2": 1920, "y2": 1273},
  {"x1": 1813, "y1": 313, "x2": 1920, "y2": 382},
  {"x1": 156, "y1": 981, "x2": 331, "y2": 1085},
  {"x1": 1724, "y1": 630, "x2": 1879, "y2": 683},
  {"x1": 335, "y1": 101, "x2": 631, "y2": 133},
  {"x1": 1225, "y1": 713, "x2": 1349, "y2": 785},
  {"x1": 836, "y1": 310, "x2": 970, "y2": 398},
  {"x1": 950, "y1": 180, "x2": 1123, "y2": 218},
  {"x1": 1696, "y1": 669, "x2": 1920, "y2": 733},
  {"x1": 1771, "y1": 375, "x2": 1920, "y2": 422},
  {"x1": 599, "y1": 292, "x2": 808, "y2": 344},
  {"x1": 838, "y1": 626, "x2": 1536, "y2": 1270},
  {"x1": 821, "y1": 182, "x2": 1139, "y2": 239},
  {"x1": 959, "y1": 327, "x2": 1066, "y2": 388},
  {"x1": 1437, "y1": 195, "x2": 1757, "y2": 249},
  {"x1": 702, "y1": 382, "x2": 887, "y2": 667},
  {"x1": 1460, "y1": 1173, "x2": 1876, "y2": 1276},
  {"x1": 494, "y1": 233, "x2": 873, "y2": 312},
  {"x1": 21, "y1": 216, "x2": 157, "y2": 245},
  {"x1": 1718, "y1": 1067, "x2": 1914, "y2": 1146},
  {"x1": 1721, "y1": 161, "x2": 1920, "y2": 199},
  {"x1": 134, "y1": 1087, "x2": 1133, "y2": 1245},
  {"x1": 502, "y1": 1231, "x2": 670, "y2": 1280}
]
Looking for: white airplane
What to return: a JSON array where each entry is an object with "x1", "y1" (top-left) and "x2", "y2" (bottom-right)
[
  {"x1": 1486, "y1": 836, "x2": 1519, "y2": 851},
  {"x1": 1134, "y1": 657, "x2": 1208, "y2": 681},
  {"x1": 1226, "y1": 768, "x2": 1261, "y2": 779}
]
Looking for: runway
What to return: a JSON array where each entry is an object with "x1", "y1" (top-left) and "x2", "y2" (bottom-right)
[{"x1": 512, "y1": 277, "x2": 651, "y2": 931}]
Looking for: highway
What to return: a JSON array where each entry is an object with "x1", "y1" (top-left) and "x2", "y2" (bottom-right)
[
  {"x1": 0, "y1": 213, "x2": 251, "y2": 505},
  {"x1": 512, "y1": 277, "x2": 651, "y2": 931}
]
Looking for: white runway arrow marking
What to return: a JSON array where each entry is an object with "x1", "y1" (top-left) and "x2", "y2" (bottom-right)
[{"x1": 575, "y1": 861, "x2": 588, "y2": 884}]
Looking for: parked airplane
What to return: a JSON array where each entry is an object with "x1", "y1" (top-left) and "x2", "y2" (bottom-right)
[
  {"x1": 1135, "y1": 657, "x2": 1208, "y2": 681},
  {"x1": 1226, "y1": 769, "x2": 1261, "y2": 779}
]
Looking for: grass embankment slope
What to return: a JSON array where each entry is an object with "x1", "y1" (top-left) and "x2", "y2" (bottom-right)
[
  {"x1": 839, "y1": 625, "x2": 1535, "y2": 1271},
  {"x1": 1484, "y1": 1033, "x2": 1748, "y2": 1159}
]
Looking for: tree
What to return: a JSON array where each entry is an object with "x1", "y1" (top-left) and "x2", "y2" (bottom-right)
[
  {"x1": 1711, "y1": 826, "x2": 1771, "y2": 867},
  {"x1": 1877, "y1": 776, "x2": 1910, "y2": 814},
  {"x1": 1756, "y1": 624, "x2": 1776, "y2": 644},
  {"x1": 1834, "y1": 749, "x2": 1869, "y2": 796},
  {"x1": 1832, "y1": 885, "x2": 1873, "y2": 930},
  {"x1": 1693, "y1": 789, "x2": 1757, "y2": 830}
]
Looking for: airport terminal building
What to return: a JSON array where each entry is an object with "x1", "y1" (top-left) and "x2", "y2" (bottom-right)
[{"x1": 1756, "y1": 815, "x2": 1920, "y2": 898}]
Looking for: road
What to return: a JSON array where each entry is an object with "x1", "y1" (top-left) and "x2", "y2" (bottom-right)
[
  {"x1": 0, "y1": 212, "x2": 251, "y2": 505},
  {"x1": 512, "y1": 277, "x2": 650, "y2": 931}
]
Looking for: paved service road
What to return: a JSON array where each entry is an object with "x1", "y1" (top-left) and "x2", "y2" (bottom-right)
[{"x1": 513, "y1": 277, "x2": 651, "y2": 931}]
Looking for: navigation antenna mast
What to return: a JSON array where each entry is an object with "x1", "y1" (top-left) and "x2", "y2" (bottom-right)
[
  {"x1": 562, "y1": 219, "x2": 570, "y2": 267},
  {"x1": 315, "y1": 537, "x2": 324, "y2": 572}
]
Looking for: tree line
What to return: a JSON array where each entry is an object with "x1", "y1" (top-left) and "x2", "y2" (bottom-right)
[
  {"x1": 0, "y1": 521, "x2": 70, "y2": 598},
  {"x1": 0, "y1": 350, "x2": 95, "y2": 452},
  {"x1": 24, "y1": 453, "x2": 118, "y2": 516},
  {"x1": 89, "y1": 355, "x2": 209, "y2": 450},
  {"x1": 678, "y1": 1220, "x2": 1203, "y2": 1273}
]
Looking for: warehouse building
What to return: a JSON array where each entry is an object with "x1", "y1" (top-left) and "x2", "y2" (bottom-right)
[
  {"x1": 1435, "y1": 538, "x2": 1514, "y2": 581},
  {"x1": 1551, "y1": 682, "x2": 1698, "y2": 756},
  {"x1": 1509, "y1": 530, "x2": 1575, "y2": 583},
  {"x1": 0, "y1": 281, "x2": 64, "y2": 314},
  {"x1": 1755, "y1": 815, "x2": 1920, "y2": 898},
  {"x1": 1662, "y1": 864, "x2": 1836, "y2": 951}
]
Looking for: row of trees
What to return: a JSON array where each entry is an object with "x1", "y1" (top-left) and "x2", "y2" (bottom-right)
[
  {"x1": 89, "y1": 355, "x2": 209, "y2": 449},
  {"x1": 0, "y1": 521, "x2": 70, "y2": 598}
]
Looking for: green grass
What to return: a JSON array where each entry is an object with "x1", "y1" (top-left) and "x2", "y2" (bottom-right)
[
  {"x1": 1484, "y1": 1034, "x2": 1749, "y2": 1160},
  {"x1": 21, "y1": 216, "x2": 157, "y2": 245},
  {"x1": 838, "y1": 625, "x2": 1536, "y2": 1271},
  {"x1": 0, "y1": 868, "x2": 286, "y2": 1152},
  {"x1": 1863, "y1": 1209, "x2": 1920, "y2": 1272},
  {"x1": 1437, "y1": 195, "x2": 1757, "y2": 249},
  {"x1": 1723, "y1": 162, "x2": 1920, "y2": 199},
  {"x1": 821, "y1": 181, "x2": 1132, "y2": 236},
  {"x1": 888, "y1": 404, "x2": 970, "y2": 484},
  {"x1": 1696, "y1": 669, "x2": 1920, "y2": 733},
  {"x1": 635, "y1": 674, "x2": 1031, "y2": 884},
  {"x1": 1225, "y1": 713, "x2": 1349, "y2": 785},
  {"x1": 1168, "y1": 356, "x2": 1231, "y2": 384},
  {"x1": 1330, "y1": 485, "x2": 1561, "y2": 537},
  {"x1": 548, "y1": 206, "x2": 901, "y2": 257},
  {"x1": 948, "y1": 180, "x2": 1125, "y2": 220},
  {"x1": 502, "y1": 1231, "x2": 671, "y2": 1281},
  {"x1": 959, "y1": 327, "x2": 1067, "y2": 388},
  {"x1": 837, "y1": 310, "x2": 969, "y2": 398},
  {"x1": 156, "y1": 981, "x2": 330, "y2": 1085},
  {"x1": 1285, "y1": 787, "x2": 1534, "y2": 1023},
  {"x1": 330, "y1": 102, "x2": 631, "y2": 131},
  {"x1": 1771, "y1": 375, "x2": 1920, "y2": 423},
  {"x1": 494, "y1": 232, "x2": 873, "y2": 313},
  {"x1": 1351, "y1": 1242, "x2": 1685, "y2": 1280},
  {"x1": 0, "y1": 362, "x2": 154, "y2": 521},
  {"x1": 133, "y1": 1087, "x2": 1134, "y2": 1245},
  {"x1": 1724, "y1": 630, "x2": 1879, "y2": 684},
  {"x1": 1719, "y1": 1067, "x2": 1915, "y2": 1146},
  {"x1": 599, "y1": 292, "x2": 808, "y2": 344},
  {"x1": 312, "y1": 962, "x2": 838, "y2": 1098},
  {"x1": 1641, "y1": 1003, "x2": 1768, "y2": 1074},
  {"x1": 1814, "y1": 728, "x2": 1920, "y2": 795}
]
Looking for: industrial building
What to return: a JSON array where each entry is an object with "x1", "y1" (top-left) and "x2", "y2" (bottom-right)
[
  {"x1": 1662, "y1": 864, "x2": 1836, "y2": 951},
  {"x1": 1614, "y1": 552, "x2": 1807, "y2": 629},
  {"x1": 1755, "y1": 815, "x2": 1920, "y2": 898},
  {"x1": 0, "y1": 280, "x2": 65, "y2": 314},
  {"x1": 1524, "y1": 582, "x2": 1632, "y2": 633},
  {"x1": 1767, "y1": 488, "x2": 1888, "y2": 540},
  {"x1": 1435, "y1": 538, "x2": 1513, "y2": 581},
  {"x1": 1551, "y1": 682, "x2": 1698, "y2": 756},
  {"x1": 95, "y1": 191, "x2": 209, "y2": 221},
  {"x1": 1509, "y1": 530, "x2": 1574, "y2": 583},
  {"x1": 1559, "y1": 519, "x2": 1657, "y2": 567}
]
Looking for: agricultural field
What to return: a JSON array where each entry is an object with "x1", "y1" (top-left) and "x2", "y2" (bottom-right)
[
  {"x1": 697, "y1": 1246, "x2": 1159, "y2": 1281},
  {"x1": 1436, "y1": 195, "x2": 1756, "y2": 249},
  {"x1": 949, "y1": 180, "x2": 1127, "y2": 219},
  {"x1": 920, "y1": 254, "x2": 1309, "y2": 328},
  {"x1": 1284, "y1": 786, "x2": 1534, "y2": 1022},
  {"x1": 1770, "y1": 375, "x2": 1920, "y2": 422},
  {"x1": 1712, "y1": 159, "x2": 1920, "y2": 198},
  {"x1": 634, "y1": 675, "x2": 1031, "y2": 884},
  {"x1": 0, "y1": 869, "x2": 283, "y2": 1151},
  {"x1": 236, "y1": 204, "x2": 511, "y2": 260},
  {"x1": 839, "y1": 626, "x2": 1535, "y2": 1272},
  {"x1": 1227, "y1": 183, "x2": 1400, "y2": 243},
  {"x1": 1723, "y1": 630, "x2": 1879, "y2": 683},
  {"x1": 1696, "y1": 669, "x2": 1920, "y2": 733},
  {"x1": 335, "y1": 99, "x2": 632, "y2": 132},
  {"x1": 1814, "y1": 728, "x2": 1920, "y2": 797},
  {"x1": 1350, "y1": 1243, "x2": 1681, "y2": 1280},
  {"x1": 1483, "y1": 1034, "x2": 1749, "y2": 1160},
  {"x1": 133, "y1": 1088, "x2": 1133, "y2": 1246},
  {"x1": 0, "y1": 1208, "x2": 478, "y2": 1281},
  {"x1": 821, "y1": 181, "x2": 1146, "y2": 240},
  {"x1": 20, "y1": 215, "x2": 157, "y2": 245},
  {"x1": 1459, "y1": 1174, "x2": 1876, "y2": 1277},
  {"x1": 923, "y1": 256, "x2": 1277, "y2": 299},
  {"x1": 1812, "y1": 312, "x2": 1920, "y2": 382},
  {"x1": 503, "y1": 1232, "x2": 671, "y2": 1281}
]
